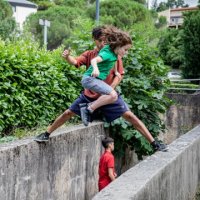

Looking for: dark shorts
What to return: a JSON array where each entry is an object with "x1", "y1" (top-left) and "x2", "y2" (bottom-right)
[{"x1": 69, "y1": 92, "x2": 129, "y2": 123}]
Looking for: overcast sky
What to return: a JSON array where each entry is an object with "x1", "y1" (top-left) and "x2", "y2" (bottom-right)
[{"x1": 184, "y1": 0, "x2": 198, "y2": 6}]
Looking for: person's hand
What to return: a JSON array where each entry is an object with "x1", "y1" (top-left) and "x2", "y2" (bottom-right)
[
  {"x1": 115, "y1": 71, "x2": 121, "y2": 79},
  {"x1": 114, "y1": 172, "x2": 117, "y2": 178},
  {"x1": 91, "y1": 67, "x2": 100, "y2": 77},
  {"x1": 62, "y1": 47, "x2": 71, "y2": 59}
]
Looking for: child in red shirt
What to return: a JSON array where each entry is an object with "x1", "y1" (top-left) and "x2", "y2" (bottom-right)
[{"x1": 98, "y1": 137, "x2": 117, "y2": 191}]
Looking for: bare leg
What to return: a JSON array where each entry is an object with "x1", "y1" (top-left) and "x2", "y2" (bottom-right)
[
  {"x1": 89, "y1": 90, "x2": 118, "y2": 111},
  {"x1": 122, "y1": 111, "x2": 154, "y2": 143},
  {"x1": 47, "y1": 109, "x2": 75, "y2": 134}
]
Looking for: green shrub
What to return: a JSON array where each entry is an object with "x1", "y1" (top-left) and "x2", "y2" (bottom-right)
[
  {"x1": 0, "y1": 38, "x2": 82, "y2": 134},
  {"x1": 37, "y1": 1, "x2": 55, "y2": 10},
  {"x1": 168, "y1": 82, "x2": 199, "y2": 94}
]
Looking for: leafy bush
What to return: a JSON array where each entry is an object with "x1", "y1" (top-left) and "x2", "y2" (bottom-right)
[
  {"x1": 0, "y1": 38, "x2": 82, "y2": 134},
  {"x1": 155, "y1": 16, "x2": 167, "y2": 28}
]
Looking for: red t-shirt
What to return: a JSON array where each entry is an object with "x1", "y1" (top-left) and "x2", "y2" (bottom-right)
[
  {"x1": 75, "y1": 49, "x2": 124, "y2": 99},
  {"x1": 98, "y1": 151, "x2": 115, "y2": 191}
]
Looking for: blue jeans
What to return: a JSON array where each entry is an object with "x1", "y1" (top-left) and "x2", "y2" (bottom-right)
[{"x1": 81, "y1": 75, "x2": 113, "y2": 95}]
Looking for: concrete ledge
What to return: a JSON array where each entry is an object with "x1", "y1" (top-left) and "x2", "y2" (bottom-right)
[
  {"x1": 0, "y1": 122, "x2": 105, "y2": 200},
  {"x1": 92, "y1": 125, "x2": 200, "y2": 200}
]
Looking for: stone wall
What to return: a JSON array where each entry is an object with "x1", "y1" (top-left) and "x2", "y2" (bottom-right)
[
  {"x1": 0, "y1": 122, "x2": 105, "y2": 200},
  {"x1": 92, "y1": 125, "x2": 200, "y2": 200}
]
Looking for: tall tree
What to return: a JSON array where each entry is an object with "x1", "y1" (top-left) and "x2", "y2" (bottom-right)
[
  {"x1": 156, "y1": 2, "x2": 168, "y2": 12},
  {"x1": 182, "y1": 10, "x2": 200, "y2": 78},
  {"x1": 87, "y1": 0, "x2": 151, "y2": 29},
  {"x1": 157, "y1": 0, "x2": 187, "y2": 11},
  {"x1": 174, "y1": 0, "x2": 185, "y2": 8}
]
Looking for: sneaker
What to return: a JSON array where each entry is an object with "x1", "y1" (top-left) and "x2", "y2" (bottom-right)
[
  {"x1": 151, "y1": 140, "x2": 168, "y2": 152},
  {"x1": 34, "y1": 132, "x2": 50, "y2": 142},
  {"x1": 79, "y1": 104, "x2": 91, "y2": 126}
]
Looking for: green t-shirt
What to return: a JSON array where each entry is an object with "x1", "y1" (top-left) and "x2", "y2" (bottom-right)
[{"x1": 83, "y1": 45, "x2": 117, "y2": 80}]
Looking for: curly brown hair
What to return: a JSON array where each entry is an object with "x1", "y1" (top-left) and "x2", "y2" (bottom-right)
[{"x1": 102, "y1": 25, "x2": 132, "y2": 51}]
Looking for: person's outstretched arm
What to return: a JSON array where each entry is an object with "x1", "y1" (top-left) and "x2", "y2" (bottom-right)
[{"x1": 62, "y1": 48, "x2": 77, "y2": 66}]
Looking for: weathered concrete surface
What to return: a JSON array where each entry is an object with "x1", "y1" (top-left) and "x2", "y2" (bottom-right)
[
  {"x1": 162, "y1": 93, "x2": 200, "y2": 143},
  {"x1": 93, "y1": 125, "x2": 200, "y2": 200},
  {"x1": 114, "y1": 93, "x2": 200, "y2": 174},
  {"x1": 0, "y1": 122, "x2": 105, "y2": 200}
]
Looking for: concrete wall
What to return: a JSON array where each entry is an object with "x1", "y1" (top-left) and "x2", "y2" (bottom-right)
[
  {"x1": 0, "y1": 122, "x2": 105, "y2": 200},
  {"x1": 93, "y1": 125, "x2": 200, "y2": 200},
  {"x1": 115, "y1": 93, "x2": 200, "y2": 174},
  {"x1": 162, "y1": 93, "x2": 200, "y2": 143}
]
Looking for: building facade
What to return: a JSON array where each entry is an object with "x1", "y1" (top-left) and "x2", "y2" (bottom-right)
[
  {"x1": 158, "y1": 7, "x2": 198, "y2": 28},
  {"x1": 7, "y1": 0, "x2": 37, "y2": 29}
]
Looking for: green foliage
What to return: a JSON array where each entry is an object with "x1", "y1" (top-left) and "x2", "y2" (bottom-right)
[
  {"x1": 170, "y1": 82, "x2": 199, "y2": 89},
  {"x1": 87, "y1": 0, "x2": 151, "y2": 29},
  {"x1": 25, "y1": 5, "x2": 87, "y2": 49},
  {"x1": 132, "y1": 19, "x2": 162, "y2": 48},
  {"x1": 0, "y1": 0, "x2": 16, "y2": 40},
  {"x1": 155, "y1": 16, "x2": 167, "y2": 28},
  {"x1": 156, "y1": 2, "x2": 168, "y2": 12},
  {"x1": 168, "y1": 82, "x2": 199, "y2": 94},
  {"x1": 62, "y1": 0, "x2": 86, "y2": 7},
  {"x1": 158, "y1": 29, "x2": 184, "y2": 68},
  {"x1": 0, "y1": 0, "x2": 13, "y2": 18},
  {"x1": 167, "y1": 0, "x2": 184, "y2": 8},
  {"x1": 133, "y1": 0, "x2": 147, "y2": 5},
  {"x1": 37, "y1": 1, "x2": 55, "y2": 10},
  {"x1": 108, "y1": 35, "x2": 170, "y2": 159},
  {"x1": 63, "y1": 17, "x2": 95, "y2": 54},
  {"x1": 182, "y1": 10, "x2": 200, "y2": 78},
  {"x1": 0, "y1": 38, "x2": 82, "y2": 134}
]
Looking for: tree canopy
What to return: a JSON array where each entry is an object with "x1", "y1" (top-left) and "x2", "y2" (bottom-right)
[{"x1": 182, "y1": 10, "x2": 200, "y2": 78}]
